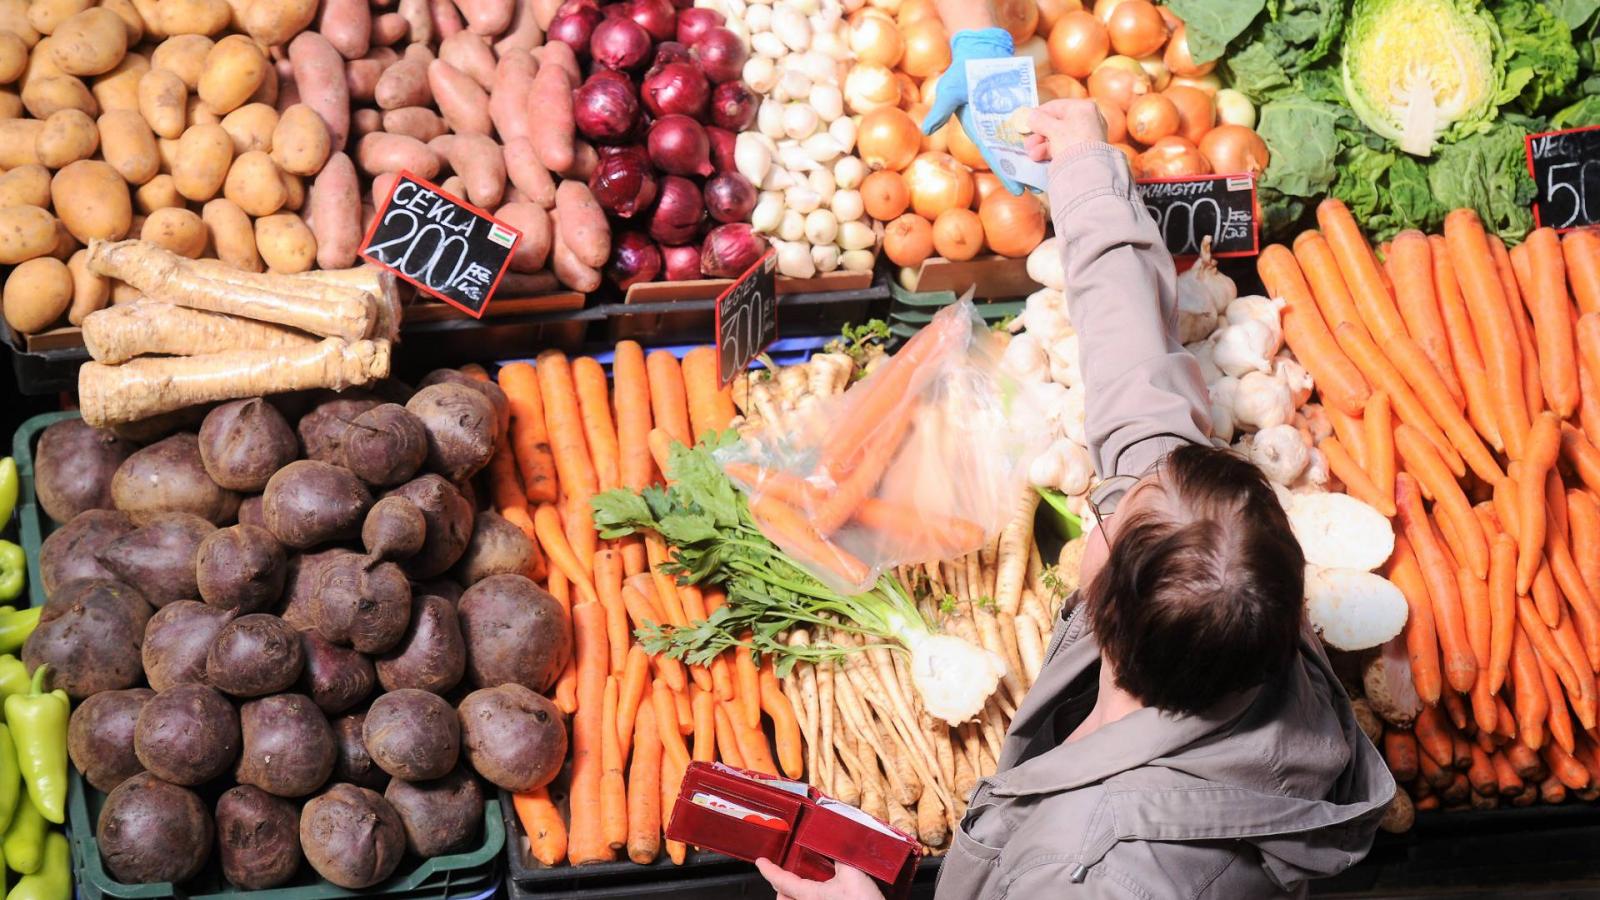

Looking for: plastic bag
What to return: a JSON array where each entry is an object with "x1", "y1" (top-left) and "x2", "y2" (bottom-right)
[{"x1": 718, "y1": 298, "x2": 1053, "y2": 593}]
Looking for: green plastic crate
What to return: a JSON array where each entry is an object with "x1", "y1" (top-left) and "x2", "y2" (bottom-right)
[{"x1": 12, "y1": 412, "x2": 506, "y2": 899}]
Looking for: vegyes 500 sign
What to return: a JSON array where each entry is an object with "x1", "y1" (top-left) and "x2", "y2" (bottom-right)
[{"x1": 1526, "y1": 125, "x2": 1600, "y2": 232}]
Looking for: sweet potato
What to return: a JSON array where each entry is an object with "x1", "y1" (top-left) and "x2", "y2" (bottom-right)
[
  {"x1": 527, "y1": 60, "x2": 572, "y2": 173},
  {"x1": 397, "y1": 0, "x2": 431, "y2": 44},
  {"x1": 236, "y1": 693, "x2": 336, "y2": 797},
  {"x1": 452, "y1": 0, "x2": 511, "y2": 35},
  {"x1": 373, "y1": 56, "x2": 430, "y2": 110},
  {"x1": 493, "y1": 0, "x2": 540, "y2": 54},
  {"x1": 385, "y1": 767, "x2": 482, "y2": 857},
  {"x1": 142, "y1": 600, "x2": 235, "y2": 692},
  {"x1": 439, "y1": 30, "x2": 494, "y2": 89},
  {"x1": 134, "y1": 683, "x2": 240, "y2": 785},
  {"x1": 98, "y1": 773, "x2": 214, "y2": 885},
  {"x1": 457, "y1": 573, "x2": 568, "y2": 692},
  {"x1": 503, "y1": 139, "x2": 556, "y2": 209},
  {"x1": 549, "y1": 208, "x2": 601, "y2": 292},
  {"x1": 317, "y1": 0, "x2": 370, "y2": 60},
  {"x1": 427, "y1": 59, "x2": 489, "y2": 136},
  {"x1": 299, "y1": 630, "x2": 375, "y2": 715},
  {"x1": 457, "y1": 683, "x2": 565, "y2": 791},
  {"x1": 299, "y1": 784, "x2": 404, "y2": 889},
  {"x1": 375, "y1": 594, "x2": 465, "y2": 694},
  {"x1": 34, "y1": 419, "x2": 135, "y2": 524},
  {"x1": 262, "y1": 460, "x2": 372, "y2": 548},
  {"x1": 380, "y1": 106, "x2": 446, "y2": 141},
  {"x1": 97, "y1": 512, "x2": 213, "y2": 607},
  {"x1": 302, "y1": 151, "x2": 361, "y2": 271},
  {"x1": 555, "y1": 180, "x2": 609, "y2": 269},
  {"x1": 68, "y1": 687, "x2": 155, "y2": 792},
  {"x1": 363, "y1": 688, "x2": 460, "y2": 781},
  {"x1": 207, "y1": 613, "x2": 304, "y2": 696},
  {"x1": 429, "y1": 132, "x2": 504, "y2": 208},
  {"x1": 495, "y1": 201, "x2": 553, "y2": 273},
  {"x1": 356, "y1": 131, "x2": 441, "y2": 179},
  {"x1": 286, "y1": 33, "x2": 348, "y2": 151},
  {"x1": 371, "y1": 13, "x2": 409, "y2": 46},
  {"x1": 216, "y1": 786, "x2": 302, "y2": 889}
]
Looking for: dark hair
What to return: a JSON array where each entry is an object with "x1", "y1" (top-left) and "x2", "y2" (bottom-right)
[{"x1": 1085, "y1": 443, "x2": 1305, "y2": 715}]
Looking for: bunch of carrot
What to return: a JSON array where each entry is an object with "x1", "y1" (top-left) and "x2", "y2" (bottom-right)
[
  {"x1": 486, "y1": 342, "x2": 809, "y2": 867},
  {"x1": 1260, "y1": 200, "x2": 1600, "y2": 812}
]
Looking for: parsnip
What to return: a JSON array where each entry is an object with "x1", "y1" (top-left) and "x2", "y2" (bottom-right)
[
  {"x1": 79, "y1": 337, "x2": 390, "y2": 426},
  {"x1": 82, "y1": 300, "x2": 317, "y2": 363},
  {"x1": 997, "y1": 491, "x2": 1043, "y2": 615}
]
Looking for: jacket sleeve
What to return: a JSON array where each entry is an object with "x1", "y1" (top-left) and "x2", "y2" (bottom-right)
[{"x1": 1048, "y1": 144, "x2": 1212, "y2": 480}]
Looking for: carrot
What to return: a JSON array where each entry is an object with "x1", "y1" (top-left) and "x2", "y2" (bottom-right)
[
  {"x1": 1467, "y1": 744, "x2": 1497, "y2": 796},
  {"x1": 1490, "y1": 750, "x2": 1523, "y2": 796},
  {"x1": 536, "y1": 351, "x2": 600, "y2": 500},
  {"x1": 498, "y1": 362, "x2": 560, "y2": 504},
  {"x1": 574, "y1": 357, "x2": 622, "y2": 493},
  {"x1": 1512, "y1": 626, "x2": 1551, "y2": 751},
  {"x1": 1543, "y1": 505, "x2": 1600, "y2": 671},
  {"x1": 619, "y1": 583, "x2": 687, "y2": 693},
  {"x1": 759, "y1": 660, "x2": 804, "y2": 779},
  {"x1": 617, "y1": 644, "x2": 650, "y2": 760},
  {"x1": 723, "y1": 462, "x2": 987, "y2": 550},
  {"x1": 1493, "y1": 696, "x2": 1516, "y2": 744},
  {"x1": 812, "y1": 409, "x2": 915, "y2": 535},
  {"x1": 1386, "y1": 536, "x2": 1442, "y2": 704},
  {"x1": 1293, "y1": 230, "x2": 1369, "y2": 338},
  {"x1": 569, "y1": 601, "x2": 611, "y2": 865},
  {"x1": 1383, "y1": 729, "x2": 1419, "y2": 782},
  {"x1": 1568, "y1": 489, "x2": 1600, "y2": 598},
  {"x1": 1365, "y1": 391, "x2": 1395, "y2": 510},
  {"x1": 1396, "y1": 473, "x2": 1477, "y2": 693},
  {"x1": 702, "y1": 588, "x2": 735, "y2": 702},
  {"x1": 513, "y1": 789, "x2": 568, "y2": 866},
  {"x1": 1442, "y1": 682, "x2": 1471, "y2": 734},
  {"x1": 1394, "y1": 424, "x2": 1488, "y2": 579},
  {"x1": 613, "y1": 341, "x2": 656, "y2": 492},
  {"x1": 593, "y1": 549, "x2": 629, "y2": 677},
  {"x1": 1317, "y1": 199, "x2": 1409, "y2": 340},
  {"x1": 1386, "y1": 333, "x2": 1502, "y2": 484},
  {"x1": 734, "y1": 640, "x2": 760, "y2": 729},
  {"x1": 1327, "y1": 405, "x2": 1367, "y2": 467},
  {"x1": 1257, "y1": 243, "x2": 1371, "y2": 416},
  {"x1": 1566, "y1": 229, "x2": 1600, "y2": 315},
  {"x1": 601, "y1": 675, "x2": 627, "y2": 850},
  {"x1": 1577, "y1": 334, "x2": 1600, "y2": 443},
  {"x1": 1520, "y1": 594, "x2": 1582, "y2": 702},
  {"x1": 1518, "y1": 413, "x2": 1562, "y2": 594},
  {"x1": 646, "y1": 350, "x2": 693, "y2": 448},
  {"x1": 1561, "y1": 423, "x2": 1600, "y2": 498},
  {"x1": 1494, "y1": 236, "x2": 1547, "y2": 420},
  {"x1": 681, "y1": 346, "x2": 737, "y2": 440},
  {"x1": 1539, "y1": 646, "x2": 1579, "y2": 757},
  {"x1": 1532, "y1": 557, "x2": 1564, "y2": 630},
  {"x1": 1488, "y1": 533, "x2": 1516, "y2": 695},
  {"x1": 1336, "y1": 322, "x2": 1463, "y2": 477},
  {"x1": 627, "y1": 702, "x2": 663, "y2": 864},
  {"x1": 712, "y1": 702, "x2": 744, "y2": 768},
  {"x1": 722, "y1": 698, "x2": 777, "y2": 776},
  {"x1": 487, "y1": 429, "x2": 528, "y2": 516},
  {"x1": 1552, "y1": 610, "x2": 1597, "y2": 730},
  {"x1": 532, "y1": 504, "x2": 598, "y2": 602},
  {"x1": 548, "y1": 569, "x2": 579, "y2": 713},
  {"x1": 685, "y1": 685, "x2": 713, "y2": 764},
  {"x1": 1321, "y1": 437, "x2": 1393, "y2": 515},
  {"x1": 1445, "y1": 209, "x2": 1528, "y2": 459},
  {"x1": 1578, "y1": 315, "x2": 1600, "y2": 410},
  {"x1": 647, "y1": 428, "x2": 675, "y2": 482},
  {"x1": 748, "y1": 493, "x2": 871, "y2": 586},
  {"x1": 1458, "y1": 567, "x2": 1491, "y2": 673},
  {"x1": 652, "y1": 678, "x2": 691, "y2": 771},
  {"x1": 1430, "y1": 234, "x2": 1502, "y2": 450},
  {"x1": 662, "y1": 753, "x2": 687, "y2": 865},
  {"x1": 1517, "y1": 229, "x2": 1582, "y2": 418},
  {"x1": 1414, "y1": 703, "x2": 1454, "y2": 768},
  {"x1": 1388, "y1": 230, "x2": 1464, "y2": 407},
  {"x1": 1546, "y1": 740, "x2": 1592, "y2": 791}
]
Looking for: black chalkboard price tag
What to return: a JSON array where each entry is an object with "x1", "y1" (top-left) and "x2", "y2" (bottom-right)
[
  {"x1": 1136, "y1": 174, "x2": 1259, "y2": 258},
  {"x1": 360, "y1": 171, "x2": 521, "y2": 319},
  {"x1": 1526, "y1": 125, "x2": 1600, "y2": 232},
  {"x1": 714, "y1": 250, "x2": 778, "y2": 387}
]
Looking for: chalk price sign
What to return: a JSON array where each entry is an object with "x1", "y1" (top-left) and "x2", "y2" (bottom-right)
[
  {"x1": 714, "y1": 250, "x2": 778, "y2": 387},
  {"x1": 360, "y1": 172, "x2": 521, "y2": 318},
  {"x1": 1136, "y1": 174, "x2": 1259, "y2": 258},
  {"x1": 1526, "y1": 125, "x2": 1600, "y2": 231}
]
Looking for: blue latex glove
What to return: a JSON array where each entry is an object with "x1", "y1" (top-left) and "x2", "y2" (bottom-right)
[{"x1": 919, "y1": 28, "x2": 1022, "y2": 195}]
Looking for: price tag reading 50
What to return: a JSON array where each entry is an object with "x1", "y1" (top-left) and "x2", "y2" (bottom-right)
[{"x1": 1526, "y1": 125, "x2": 1600, "y2": 232}]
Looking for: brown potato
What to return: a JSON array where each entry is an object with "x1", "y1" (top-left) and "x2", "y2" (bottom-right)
[
  {"x1": 27, "y1": 0, "x2": 95, "y2": 36},
  {"x1": 66, "y1": 247, "x2": 108, "y2": 324},
  {"x1": 133, "y1": 173, "x2": 181, "y2": 213},
  {"x1": 34, "y1": 108, "x2": 98, "y2": 168},
  {"x1": 137, "y1": 67, "x2": 186, "y2": 139},
  {"x1": 185, "y1": 91, "x2": 218, "y2": 126},
  {"x1": 50, "y1": 8, "x2": 128, "y2": 76},
  {"x1": 201, "y1": 198, "x2": 262, "y2": 271},
  {"x1": 129, "y1": 0, "x2": 163, "y2": 38},
  {"x1": 223, "y1": 150, "x2": 285, "y2": 216},
  {"x1": 99, "y1": 0, "x2": 145, "y2": 44},
  {"x1": 52, "y1": 159, "x2": 132, "y2": 241},
  {"x1": 0, "y1": 120, "x2": 44, "y2": 168},
  {"x1": 98, "y1": 109, "x2": 160, "y2": 184},
  {"x1": 269, "y1": 103, "x2": 329, "y2": 176},
  {"x1": 219, "y1": 102, "x2": 276, "y2": 154},
  {"x1": 0, "y1": 33, "x2": 29, "y2": 84},
  {"x1": 0, "y1": 205, "x2": 57, "y2": 266},
  {"x1": 278, "y1": 169, "x2": 303, "y2": 211},
  {"x1": 22, "y1": 74, "x2": 98, "y2": 119},
  {"x1": 0, "y1": 0, "x2": 41, "y2": 46},
  {"x1": 157, "y1": 0, "x2": 230, "y2": 36},
  {"x1": 254, "y1": 212, "x2": 315, "y2": 273},
  {"x1": 150, "y1": 34, "x2": 213, "y2": 88},
  {"x1": 199, "y1": 34, "x2": 266, "y2": 114},
  {"x1": 0, "y1": 166, "x2": 50, "y2": 207},
  {"x1": 48, "y1": 218, "x2": 78, "y2": 261},
  {"x1": 140, "y1": 207, "x2": 206, "y2": 257},
  {"x1": 241, "y1": 0, "x2": 317, "y2": 47},
  {"x1": 3, "y1": 257, "x2": 73, "y2": 333},
  {"x1": 172, "y1": 122, "x2": 232, "y2": 200},
  {"x1": 90, "y1": 53, "x2": 148, "y2": 114}
]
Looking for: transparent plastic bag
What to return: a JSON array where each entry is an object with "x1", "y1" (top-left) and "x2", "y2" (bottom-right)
[{"x1": 717, "y1": 297, "x2": 1052, "y2": 593}]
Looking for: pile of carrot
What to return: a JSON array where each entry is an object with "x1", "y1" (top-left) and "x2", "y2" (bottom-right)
[
  {"x1": 488, "y1": 342, "x2": 811, "y2": 867},
  {"x1": 1261, "y1": 202, "x2": 1600, "y2": 813}
]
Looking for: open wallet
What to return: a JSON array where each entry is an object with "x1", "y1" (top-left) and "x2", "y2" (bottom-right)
[{"x1": 665, "y1": 761, "x2": 923, "y2": 899}]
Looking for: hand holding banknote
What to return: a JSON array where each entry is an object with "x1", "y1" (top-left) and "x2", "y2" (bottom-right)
[{"x1": 1025, "y1": 99, "x2": 1110, "y2": 164}]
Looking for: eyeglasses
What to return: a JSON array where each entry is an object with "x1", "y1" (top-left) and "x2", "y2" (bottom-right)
[{"x1": 1085, "y1": 474, "x2": 1140, "y2": 537}]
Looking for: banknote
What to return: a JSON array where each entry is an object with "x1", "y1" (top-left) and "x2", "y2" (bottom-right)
[{"x1": 964, "y1": 56, "x2": 1046, "y2": 191}]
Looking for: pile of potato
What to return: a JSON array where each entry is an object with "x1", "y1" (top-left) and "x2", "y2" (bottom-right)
[{"x1": 28, "y1": 370, "x2": 570, "y2": 891}]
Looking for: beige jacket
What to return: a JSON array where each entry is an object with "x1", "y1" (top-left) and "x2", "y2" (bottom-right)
[{"x1": 934, "y1": 145, "x2": 1395, "y2": 899}]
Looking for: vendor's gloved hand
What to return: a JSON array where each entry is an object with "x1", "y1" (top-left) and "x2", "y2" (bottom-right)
[{"x1": 919, "y1": 27, "x2": 1022, "y2": 195}]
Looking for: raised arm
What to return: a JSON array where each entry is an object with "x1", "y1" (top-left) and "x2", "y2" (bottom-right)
[
  {"x1": 922, "y1": 1, "x2": 1023, "y2": 194},
  {"x1": 1030, "y1": 102, "x2": 1212, "y2": 479},
  {"x1": 933, "y1": 0, "x2": 996, "y2": 32}
]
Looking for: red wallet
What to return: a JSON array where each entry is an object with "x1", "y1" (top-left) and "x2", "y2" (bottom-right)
[{"x1": 666, "y1": 761, "x2": 922, "y2": 899}]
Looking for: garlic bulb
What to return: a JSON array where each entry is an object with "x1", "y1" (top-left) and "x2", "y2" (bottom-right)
[
  {"x1": 1248, "y1": 424, "x2": 1311, "y2": 486},
  {"x1": 1212, "y1": 320, "x2": 1277, "y2": 377},
  {"x1": 1233, "y1": 369, "x2": 1295, "y2": 432}
]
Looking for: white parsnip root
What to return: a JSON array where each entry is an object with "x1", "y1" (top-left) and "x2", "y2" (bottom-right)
[
  {"x1": 79, "y1": 337, "x2": 391, "y2": 427},
  {"x1": 82, "y1": 302, "x2": 319, "y2": 364}
]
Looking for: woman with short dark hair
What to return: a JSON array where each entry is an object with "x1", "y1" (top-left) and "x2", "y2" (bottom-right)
[{"x1": 757, "y1": 7, "x2": 1395, "y2": 899}]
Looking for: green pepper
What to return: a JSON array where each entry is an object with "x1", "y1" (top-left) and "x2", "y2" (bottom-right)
[
  {"x1": 3, "y1": 668, "x2": 65, "y2": 826},
  {"x1": 0, "y1": 726, "x2": 20, "y2": 840},
  {"x1": 0, "y1": 458, "x2": 16, "y2": 530},
  {"x1": 2, "y1": 798, "x2": 44, "y2": 875},
  {"x1": 0, "y1": 545, "x2": 21, "y2": 606},
  {"x1": 6, "y1": 830, "x2": 66, "y2": 900},
  {"x1": 0, "y1": 609, "x2": 38, "y2": 657},
  {"x1": 0, "y1": 660, "x2": 29, "y2": 705}
]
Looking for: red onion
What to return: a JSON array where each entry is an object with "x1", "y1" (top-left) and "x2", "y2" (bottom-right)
[
  {"x1": 625, "y1": 0, "x2": 676, "y2": 42},
  {"x1": 589, "y1": 146, "x2": 658, "y2": 218},
  {"x1": 590, "y1": 16, "x2": 652, "y2": 71},
  {"x1": 648, "y1": 176, "x2": 705, "y2": 245},
  {"x1": 548, "y1": 7, "x2": 604, "y2": 54},
  {"x1": 675, "y1": 7, "x2": 724, "y2": 45},
  {"x1": 667, "y1": 0, "x2": 692, "y2": 8},
  {"x1": 642, "y1": 61, "x2": 709, "y2": 119},
  {"x1": 701, "y1": 224, "x2": 768, "y2": 278},
  {"x1": 652, "y1": 40, "x2": 693, "y2": 68},
  {"x1": 662, "y1": 244, "x2": 703, "y2": 280},
  {"x1": 706, "y1": 126, "x2": 737, "y2": 173},
  {"x1": 607, "y1": 232, "x2": 663, "y2": 289},
  {"x1": 601, "y1": 3, "x2": 628, "y2": 17},
  {"x1": 647, "y1": 114, "x2": 714, "y2": 177},
  {"x1": 691, "y1": 27, "x2": 747, "y2": 84},
  {"x1": 555, "y1": 0, "x2": 598, "y2": 15},
  {"x1": 573, "y1": 73, "x2": 640, "y2": 142},
  {"x1": 703, "y1": 172, "x2": 757, "y2": 224},
  {"x1": 709, "y1": 80, "x2": 758, "y2": 131}
]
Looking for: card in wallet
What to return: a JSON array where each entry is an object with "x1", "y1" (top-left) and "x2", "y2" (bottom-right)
[{"x1": 666, "y1": 761, "x2": 922, "y2": 900}]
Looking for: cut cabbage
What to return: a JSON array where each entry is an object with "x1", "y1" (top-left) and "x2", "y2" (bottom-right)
[
  {"x1": 1306, "y1": 567, "x2": 1409, "y2": 652},
  {"x1": 1288, "y1": 491, "x2": 1394, "y2": 571},
  {"x1": 1341, "y1": 0, "x2": 1501, "y2": 157}
]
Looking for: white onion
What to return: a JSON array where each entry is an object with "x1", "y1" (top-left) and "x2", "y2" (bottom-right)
[
  {"x1": 744, "y1": 4, "x2": 772, "y2": 32},
  {"x1": 1215, "y1": 89, "x2": 1257, "y2": 128},
  {"x1": 776, "y1": 239, "x2": 817, "y2": 278},
  {"x1": 778, "y1": 208, "x2": 806, "y2": 241},
  {"x1": 751, "y1": 195, "x2": 785, "y2": 233},
  {"x1": 812, "y1": 243, "x2": 840, "y2": 272},
  {"x1": 807, "y1": 166, "x2": 835, "y2": 202},
  {"x1": 777, "y1": 68, "x2": 812, "y2": 103},
  {"x1": 804, "y1": 208, "x2": 838, "y2": 244},
  {"x1": 752, "y1": 31, "x2": 787, "y2": 58},
  {"x1": 795, "y1": 50, "x2": 838, "y2": 84},
  {"x1": 743, "y1": 57, "x2": 779, "y2": 93},
  {"x1": 801, "y1": 133, "x2": 844, "y2": 163},
  {"x1": 757, "y1": 99, "x2": 785, "y2": 138},
  {"x1": 776, "y1": 142, "x2": 819, "y2": 172},
  {"x1": 759, "y1": 166, "x2": 793, "y2": 191},
  {"x1": 782, "y1": 102, "x2": 819, "y2": 139},
  {"x1": 771, "y1": 5, "x2": 810, "y2": 51},
  {"x1": 788, "y1": 0, "x2": 820, "y2": 14},
  {"x1": 809, "y1": 84, "x2": 844, "y2": 122},
  {"x1": 838, "y1": 220, "x2": 875, "y2": 251},
  {"x1": 785, "y1": 184, "x2": 822, "y2": 214},
  {"x1": 828, "y1": 115, "x2": 857, "y2": 153},
  {"x1": 813, "y1": 30, "x2": 849, "y2": 60},
  {"x1": 830, "y1": 188, "x2": 863, "y2": 222},
  {"x1": 735, "y1": 131, "x2": 774, "y2": 185},
  {"x1": 833, "y1": 155, "x2": 864, "y2": 189},
  {"x1": 840, "y1": 248, "x2": 875, "y2": 271}
]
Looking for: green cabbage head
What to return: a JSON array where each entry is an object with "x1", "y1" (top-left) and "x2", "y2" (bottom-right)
[{"x1": 1341, "y1": 0, "x2": 1503, "y2": 157}]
